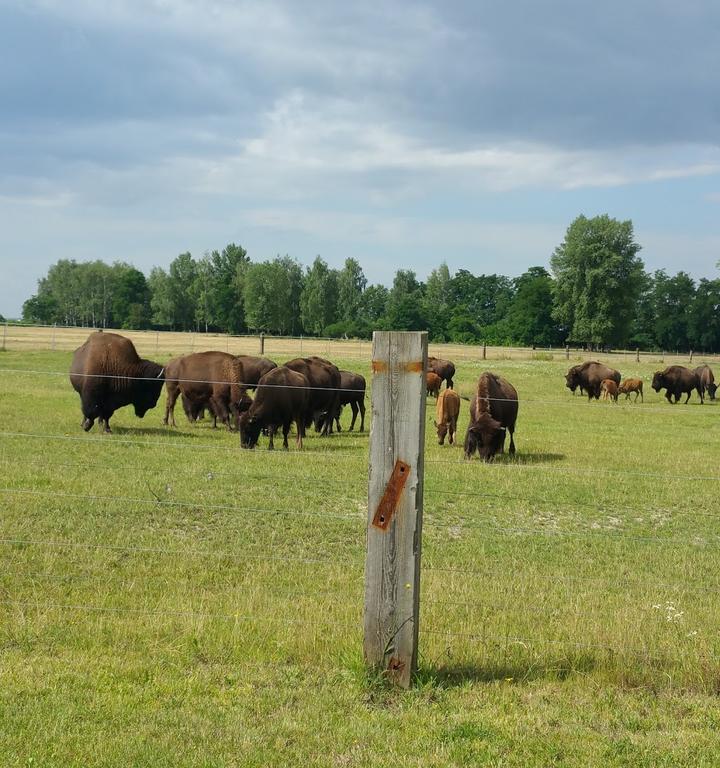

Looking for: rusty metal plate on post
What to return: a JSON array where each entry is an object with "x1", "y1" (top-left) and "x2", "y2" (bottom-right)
[{"x1": 372, "y1": 460, "x2": 410, "y2": 531}]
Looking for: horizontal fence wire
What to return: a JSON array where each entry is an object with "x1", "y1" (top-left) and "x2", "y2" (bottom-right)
[
  {"x1": 0, "y1": 599, "x2": 360, "y2": 626},
  {"x1": 0, "y1": 487, "x2": 365, "y2": 525},
  {"x1": 2, "y1": 366, "x2": 718, "y2": 414},
  {"x1": 2, "y1": 431, "x2": 718, "y2": 483},
  {"x1": 0, "y1": 537, "x2": 364, "y2": 568}
]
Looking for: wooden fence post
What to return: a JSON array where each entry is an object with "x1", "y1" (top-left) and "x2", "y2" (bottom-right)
[
  {"x1": 482, "y1": 343, "x2": 487, "y2": 360},
  {"x1": 690, "y1": 350, "x2": 694, "y2": 363},
  {"x1": 364, "y1": 331, "x2": 427, "y2": 688},
  {"x1": 51, "y1": 323, "x2": 56, "y2": 351},
  {"x1": 156, "y1": 331, "x2": 159, "y2": 355},
  {"x1": 565, "y1": 345, "x2": 569, "y2": 360},
  {"x1": 260, "y1": 333, "x2": 265, "y2": 355},
  {"x1": 1, "y1": 322, "x2": 7, "y2": 351},
  {"x1": 636, "y1": 348, "x2": 640, "y2": 363}
]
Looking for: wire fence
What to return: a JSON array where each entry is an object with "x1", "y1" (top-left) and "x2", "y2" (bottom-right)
[{"x1": 2, "y1": 333, "x2": 720, "y2": 688}]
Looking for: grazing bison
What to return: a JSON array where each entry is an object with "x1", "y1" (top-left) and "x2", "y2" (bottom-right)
[
  {"x1": 600, "y1": 379, "x2": 619, "y2": 402},
  {"x1": 329, "y1": 370, "x2": 366, "y2": 432},
  {"x1": 434, "y1": 388, "x2": 461, "y2": 445},
  {"x1": 464, "y1": 372, "x2": 519, "y2": 461},
  {"x1": 694, "y1": 365, "x2": 717, "y2": 401},
  {"x1": 565, "y1": 361, "x2": 621, "y2": 400},
  {"x1": 285, "y1": 357, "x2": 341, "y2": 436},
  {"x1": 426, "y1": 371, "x2": 442, "y2": 398},
  {"x1": 652, "y1": 366, "x2": 703, "y2": 404},
  {"x1": 236, "y1": 355, "x2": 278, "y2": 388},
  {"x1": 239, "y1": 367, "x2": 310, "y2": 450},
  {"x1": 70, "y1": 331, "x2": 165, "y2": 433},
  {"x1": 163, "y1": 351, "x2": 249, "y2": 430},
  {"x1": 428, "y1": 356, "x2": 455, "y2": 389},
  {"x1": 619, "y1": 378, "x2": 644, "y2": 403}
]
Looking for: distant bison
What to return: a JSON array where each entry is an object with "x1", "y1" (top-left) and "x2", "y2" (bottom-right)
[
  {"x1": 434, "y1": 388, "x2": 460, "y2": 445},
  {"x1": 618, "y1": 378, "x2": 643, "y2": 403},
  {"x1": 652, "y1": 366, "x2": 703, "y2": 404},
  {"x1": 70, "y1": 331, "x2": 165, "y2": 433},
  {"x1": 565, "y1": 361, "x2": 621, "y2": 400},
  {"x1": 428, "y1": 356, "x2": 455, "y2": 389},
  {"x1": 600, "y1": 379, "x2": 619, "y2": 402},
  {"x1": 426, "y1": 371, "x2": 442, "y2": 398},
  {"x1": 239, "y1": 366, "x2": 310, "y2": 450},
  {"x1": 464, "y1": 372, "x2": 518, "y2": 461},
  {"x1": 694, "y1": 365, "x2": 717, "y2": 401}
]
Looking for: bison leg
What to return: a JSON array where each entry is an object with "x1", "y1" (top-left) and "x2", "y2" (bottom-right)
[
  {"x1": 82, "y1": 416, "x2": 94, "y2": 431},
  {"x1": 349, "y1": 402, "x2": 359, "y2": 431},
  {"x1": 164, "y1": 386, "x2": 179, "y2": 427},
  {"x1": 282, "y1": 420, "x2": 292, "y2": 450},
  {"x1": 295, "y1": 418, "x2": 304, "y2": 449},
  {"x1": 697, "y1": 387, "x2": 704, "y2": 405},
  {"x1": 358, "y1": 400, "x2": 366, "y2": 432}
]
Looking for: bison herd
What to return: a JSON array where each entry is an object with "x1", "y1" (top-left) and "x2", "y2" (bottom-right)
[{"x1": 69, "y1": 332, "x2": 716, "y2": 462}]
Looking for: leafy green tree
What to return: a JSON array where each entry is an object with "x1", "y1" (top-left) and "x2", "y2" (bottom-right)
[
  {"x1": 688, "y1": 278, "x2": 720, "y2": 351},
  {"x1": 627, "y1": 271, "x2": 657, "y2": 349},
  {"x1": 651, "y1": 270, "x2": 696, "y2": 351},
  {"x1": 205, "y1": 243, "x2": 249, "y2": 333},
  {"x1": 551, "y1": 214, "x2": 644, "y2": 348},
  {"x1": 423, "y1": 262, "x2": 452, "y2": 341},
  {"x1": 112, "y1": 264, "x2": 151, "y2": 329},
  {"x1": 337, "y1": 258, "x2": 367, "y2": 322},
  {"x1": 148, "y1": 267, "x2": 177, "y2": 328},
  {"x1": 300, "y1": 256, "x2": 339, "y2": 335},
  {"x1": 503, "y1": 267, "x2": 561, "y2": 346},
  {"x1": 244, "y1": 256, "x2": 304, "y2": 335}
]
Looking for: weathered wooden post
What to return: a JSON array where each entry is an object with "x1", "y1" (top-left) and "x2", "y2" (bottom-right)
[
  {"x1": 364, "y1": 331, "x2": 427, "y2": 688},
  {"x1": 636, "y1": 348, "x2": 640, "y2": 363},
  {"x1": 565, "y1": 345, "x2": 569, "y2": 360},
  {"x1": 260, "y1": 333, "x2": 265, "y2": 355},
  {"x1": 155, "y1": 331, "x2": 159, "y2": 355},
  {"x1": 51, "y1": 323, "x2": 56, "y2": 351},
  {"x1": 1, "y1": 322, "x2": 7, "y2": 351},
  {"x1": 690, "y1": 350, "x2": 694, "y2": 363},
  {"x1": 482, "y1": 343, "x2": 487, "y2": 360}
]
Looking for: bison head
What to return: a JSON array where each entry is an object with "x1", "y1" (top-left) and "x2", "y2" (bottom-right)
[
  {"x1": 565, "y1": 368, "x2": 580, "y2": 393},
  {"x1": 464, "y1": 412, "x2": 506, "y2": 462},
  {"x1": 133, "y1": 362, "x2": 165, "y2": 417},
  {"x1": 239, "y1": 411, "x2": 262, "y2": 448},
  {"x1": 709, "y1": 381, "x2": 717, "y2": 400},
  {"x1": 651, "y1": 371, "x2": 664, "y2": 392}
]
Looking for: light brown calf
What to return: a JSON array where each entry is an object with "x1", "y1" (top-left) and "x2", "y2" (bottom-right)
[
  {"x1": 600, "y1": 378, "x2": 619, "y2": 402},
  {"x1": 434, "y1": 388, "x2": 461, "y2": 445},
  {"x1": 426, "y1": 371, "x2": 442, "y2": 398},
  {"x1": 618, "y1": 377, "x2": 643, "y2": 402}
]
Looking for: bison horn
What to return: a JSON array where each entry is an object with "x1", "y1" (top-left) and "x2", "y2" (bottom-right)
[{"x1": 157, "y1": 368, "x2": 165, "y2": 378}]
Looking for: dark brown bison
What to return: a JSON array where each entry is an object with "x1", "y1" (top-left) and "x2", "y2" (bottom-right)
[
  {"x1": 330, "y1": 370, "x2": 366, "y2": 432},
  {"x1": 464, "y1": 372, "x2": 518, "y2": 461},
  {"x1": 652, "y1": 366, "x2": 703, "y2": 404},
  {"x1": 434, "y1": 388, "x2": 460, "y2": 445},
  {"x1": 285, "y1": 356, "x2": 341, "y2": 436},
  {"x1": 694, "y1": 365, "x2": 717, "y2": 401},
  {"x1": 236, "y1": 355, "x2": 278, "y2": 388},
  {"x1": 428, "y1": 356, "x2": 455, "y2": 389},
  {"x1": 239, "y1": 367, "x2": 310, "y2": 450},
  {"x1": 619, "y1": 378, "x2": 643, "y2": 402},
  {"x1": 565, "y1": 361, "x2": 621, "y2": 400},
  {"x1": 162, "y1": 351, "x2": 250, "y2": 430},
  {"x1": 70, "y1": 331, "x2": 165, "y2": 433}
]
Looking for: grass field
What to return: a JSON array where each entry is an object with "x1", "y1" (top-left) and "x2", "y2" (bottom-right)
[{"x1": 2, "y1": 331, "x2": 720, "y2": 766}]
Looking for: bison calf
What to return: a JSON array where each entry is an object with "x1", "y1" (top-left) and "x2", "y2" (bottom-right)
[
  {"x1": 600, "y1": 379, "x2": 619, "y2": 402},
  {"x1": 434, "y1": 389, "x2": 460, "y2": 445},
  {"x1": 426, "y1": 371, "x2": 442, "y2": 398},
  {"x1": 618, "y1": 378, "x2": 643, "y2": 403}
]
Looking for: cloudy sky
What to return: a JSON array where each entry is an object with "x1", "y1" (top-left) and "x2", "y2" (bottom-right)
[{"x1": 1, "y1": 0, "x2": 719, "y2": 317}]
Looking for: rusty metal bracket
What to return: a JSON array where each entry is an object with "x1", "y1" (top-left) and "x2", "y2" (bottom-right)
[{"x1": 372, "y1": 460, "x2": 410, "y2": 531}]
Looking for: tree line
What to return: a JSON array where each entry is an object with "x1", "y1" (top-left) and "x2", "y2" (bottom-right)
[{"x1": 19, "y1": 214, "x2": 720, "y2": 351}]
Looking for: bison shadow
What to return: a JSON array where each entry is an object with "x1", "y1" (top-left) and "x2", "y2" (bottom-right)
[
  {"x1": 417, "y1": 653, "x2": 599, "y2": 687},
  {"x1": 491, "y1": 452, "x2": 565, "y2": 465},
  {"x1": 107, "y1": 426, "x2": 205, "y2": 438}
]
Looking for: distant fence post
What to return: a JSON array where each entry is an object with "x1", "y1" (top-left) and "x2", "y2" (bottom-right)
[
  {"x1": 636, "y1": 348, "x2": 640, "y2": 363},
  {"x1": 51, "y1": 323, "x2": 56, "y2": 351},
  {"x1": 260, "y1": 333, "x2": 265, "y2": 355},
  {"x1": 1, "y1": 322, "x2": 7, "y2": 351},
  {"x1": 300, "y1": 335, "x2": 303, "y2": 355},
  {"x1": 690, "y1": 350, "x2": 694, "y2": 363},
  {"x1": 482, "y1": 343, "x2": 487, "y2": 360},
  {"x1": 565, "y1": 345, "x2": 569, "y2": 360},
  {"x1": 155, "y1": 331, "x2": 159, "y2": 355},
  {"x1": 364, "y1": 331, "x2": 427, "y2": 688}
]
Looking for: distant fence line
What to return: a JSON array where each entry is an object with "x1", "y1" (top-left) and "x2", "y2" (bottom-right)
[{"x1": 2, "y1": 322, "x2": 718, "y2": 366}]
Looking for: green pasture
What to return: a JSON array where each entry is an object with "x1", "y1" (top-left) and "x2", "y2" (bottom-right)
[{"x1": 1, "y1": 347, "x2": 720, "y2": 766}]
